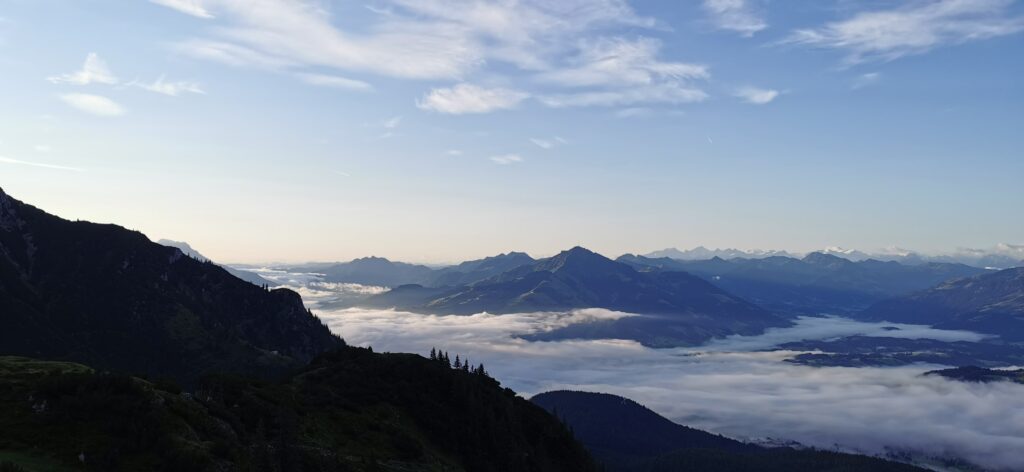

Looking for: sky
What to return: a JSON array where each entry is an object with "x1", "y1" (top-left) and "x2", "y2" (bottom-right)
[{"x1": 1, "y1": 0, "x2": 1022, "y2": 264}]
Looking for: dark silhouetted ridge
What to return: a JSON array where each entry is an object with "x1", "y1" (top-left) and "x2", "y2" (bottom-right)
[{"x1": 0, "y1": 189, "x2": 343, "y2": 386}]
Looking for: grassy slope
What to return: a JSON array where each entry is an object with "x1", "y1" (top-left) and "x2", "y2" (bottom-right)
[{"x1": 0, "y1": 353, "x2": 595, "y2": 472}]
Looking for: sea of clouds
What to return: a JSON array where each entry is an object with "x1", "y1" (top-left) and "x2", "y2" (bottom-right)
[
  {"x1": 241, "y1": 265, "x2": 1024, "y2": 470},
  {"x1": 316, "y1": 307, "x2": 1024, "y2": 471}
]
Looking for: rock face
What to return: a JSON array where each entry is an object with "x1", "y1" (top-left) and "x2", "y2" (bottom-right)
[
  {"x1": 0, "y1": 187, "x2": 343, "y2": 385},
  {"x1": 859, "y1": 267, "x2": 1024, "y2": 340}
]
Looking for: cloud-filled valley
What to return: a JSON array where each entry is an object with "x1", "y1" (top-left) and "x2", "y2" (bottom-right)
[{"x1": 304, "y1": 300, "x2": 1024, "y2": 471}]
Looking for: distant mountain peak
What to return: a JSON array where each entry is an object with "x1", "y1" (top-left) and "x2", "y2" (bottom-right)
[
  {"x1": 802, "y1": 251, "x2": 851, "y2": 265},
  {"x1": 541, "y1": 246, "x2": 618, "y2": 272}
]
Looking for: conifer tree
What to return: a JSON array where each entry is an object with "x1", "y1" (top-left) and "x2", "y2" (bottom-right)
[{"x1": 454, "y1": 355, "x2": 462, "y2": 369}]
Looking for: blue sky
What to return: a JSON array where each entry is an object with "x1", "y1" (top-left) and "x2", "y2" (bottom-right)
[{"x1": 1, "y1": 0, "x2": 1022, "y2": 263}]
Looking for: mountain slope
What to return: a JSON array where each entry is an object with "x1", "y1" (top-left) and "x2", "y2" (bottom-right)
[
  {"x1": 428, "y1": 251, "x2": 535, "y2": 286},
  {"x1": 859, "y1": 267, "x2": 1024, "y2": 340},
  {"x1": 0, "y1": 187, "x2": 343, "y2": 385},
  {"x1": 619, "y1": 253, "x2": 985, "y2": 316},
  {"x1": 532, "y1": 390, "x2": 925, "y2": 472},
  {"x1": 0, "y1": 352, "x2": 598, "y2": 472},
  {"x1": 287, "y1": 256, "x2": 435, "y2": 287},
  {"x1": 157, "y1": 238, "x2": 277, "y2": 287},
  {"x1": 365, "y1": 247, "x2": 790, "y2": 346}
]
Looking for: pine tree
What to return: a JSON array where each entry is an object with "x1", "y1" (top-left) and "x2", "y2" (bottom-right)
[
  {"x1": 454, "y1": 355, "x2": 462, "y2": 369},
  {"x1": 429, "y1": 347, "x2": 437, "y2": 361}
]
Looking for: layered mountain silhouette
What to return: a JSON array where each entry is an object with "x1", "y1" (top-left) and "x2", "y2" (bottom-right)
[
  {"x1": 429, "y1": 251, "x2": 536, "y2": 286},
  {"x1": 286, "y1": 256, "x2": 436, "y2": 287},
  {"x1": 157, "y1": 238, "x2": 277, "y2": 287},
  {"x1": 858, "y1": 267, "x2": 1024, "y2": 340},
  {"x1": 532, "y1": 390, "x2": 925, "y2": 472},
  {"x1": 363, "y1": 247, "x2": 790, "y2": 346},
  {"x1": 0, "y1": 188, "x2": 599, "y2": 471},
  {"x1": 285, "y1": 251, "x2": 536, "y2": 288},
  {"x1": 619, "y1": 253, "x2": 985, "y2": 315},
  {"x1": 0, "y1": 187, "x2": 342, "y2": 385}
]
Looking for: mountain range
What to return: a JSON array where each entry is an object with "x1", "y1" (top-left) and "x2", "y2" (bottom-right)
[
  {"x1": 644, "y1": 245, "x2": 1024, "y2": 269},
  {"x1": 531, "y1": 390, "x2": 925, "y2": 472},
  {"x1": 619, "y1": 252, "x2": 986, "y2": 316},
  {"x1": 857, "y1": 267, "x2": 1024, "y2": 340},
  {"x1": 1, "y1": 186, "x2": 1006, "y2": 471},
  {"x1": 363, "y1": 247, "x2": 791, "y2": 346}
]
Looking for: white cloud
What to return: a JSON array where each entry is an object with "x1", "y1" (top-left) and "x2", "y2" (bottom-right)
[
  {"x1": 445, "y1": 149, "x2": 464, "y2": 156},
  {"x1": 530, "y1": 138, "x2": 554, "y2": 149},
  {"x1": 785, "y1": 0, "x2": 1024, "y2": 64},
  {"x1": 539, "y1": 37, "x2": 708, "y2": 87},
  {"x1": 47, "y1": 53, "x2": 118, "y2": 85},
  {"x1": 315, "y1": 307, "x2": 1024, "y2": 471},
  {"x1": 58, "y1": 93, "x2": 126, "y2": 117},
  {"x1": 614, "y1": 107, "x2": 653, "y2": 118},
  {"x1": 382, "y1": 116, "x2": 402, "y2": 129},
  {"x1": 134, "y1": 76, "x2": 206, "y2": 96},
  {"x1": 734, "y1": 86, "x2": 779, "y2": 104},
  {"x1": 851, "y1": 72, "x2": 881, "y2": 89},
  {"x1": 166, "y1": 0, "x2": 484, "y2": 80},
  {"x1": 153, "y1": 0, "x2": 696, "y2": 100},
  {"x1": 530, "y1": 136, "x2": 567, "y2": 149},
  {"x1": 540, "y1": 82, "x2": 708, "y2": 108},
  {"x1": 0, "y1": 156, "x2": 83, "y2": 172},
  {"x1": 489, "y1": 153, "x2": 524, "y2": 165},
  {"x1": 150, "y1": 0, "x2": 214, "y2": 18},
  {"x1": 296, "y1": 72, "x2": 372, "y2": 91},
  {"x1": 173, "y1": 39, "x2": 295, "y2": 69},
  {"x1": 703, "y1": 0, "x2": 767, "y2": 37},
  {"x1": 417, "y1": 83, "x2": 529, "y2": 114}
]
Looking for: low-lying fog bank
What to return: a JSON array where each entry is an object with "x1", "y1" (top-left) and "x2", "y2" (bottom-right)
[{"x1": 318, "y1": 307, "x2": 1024, "y2": 471}]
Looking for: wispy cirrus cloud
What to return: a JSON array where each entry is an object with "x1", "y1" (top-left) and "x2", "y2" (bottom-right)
[
  {"x1": 58, "y1": 93, "x2": 126, "y2": 116},
  {"x1": 132, "y1": 76, "x2": 205, "y2": 96},
  {"x1": 539, "y1": 82, "x2": 708, "y2": 108},
  {"x1": 785, "y1": 0, "x2": 1024, "y2": 64},
  {"x1": 851, "y1": 72, "x2": 881, "y2": 89},
  {"x1": 0, "y1": 156, "x2": 83, "y2": 172},
  {"x1": 734, "y1": 86, "x2": 779, "y2": 104},
  {"x1": 150, "y1": 0, "x2": 214, "y2": 19},
  {"x1": 529, "y1": 137, "x2": 567, "y2": 149},
  {"x1": 153, "y1": 0, "x2": 709, "y2": 112},
  {"x1": 417, "y1": 83, "x2": 529, "y2": 114},
  {"x1": 295, "y1": 73, "x2": 372, "y2": 91},
  {"x1": 538, "y1": 37, "x2": 708, "y2": 87},
  {"x1": 489, "y1": 153, "x2": 524, "y2": 165},
  {"x1": 702, "y1": 0, "x2": 767, "y2": 37},
  {"x1": 47, "y1": 53, "x2": 118, "y2": 85}
]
